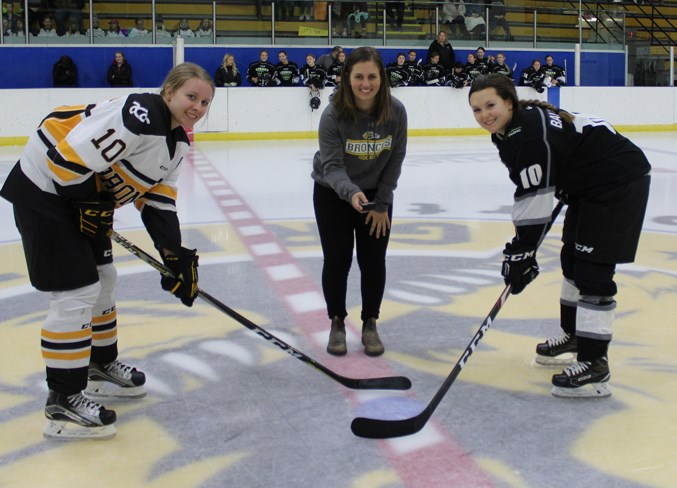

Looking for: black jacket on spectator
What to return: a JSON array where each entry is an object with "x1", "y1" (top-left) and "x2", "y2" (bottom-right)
[
  {"x1": 426, "y1": 40, "x2": 455, "y2": 72},
  {"x1": 53, "y1": 55, "x2": 77, "y2": 87},
  {"x1": 215, "y1": 65, "x2": 242, "y2": 87},
  {"x1": 107, "y1": 60, "x2": 133, "y2": 87}
]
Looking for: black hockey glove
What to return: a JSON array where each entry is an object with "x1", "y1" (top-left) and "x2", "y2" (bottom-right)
[
  {"x1": 76, "y1": 200, "x2": 115, "y2": 238},
  {"x1": 501, "y1": 241, "x2": 539, "y2": 295},
  {"x1": 161, "y1": 248, "x2": 199, "y2": 307}
]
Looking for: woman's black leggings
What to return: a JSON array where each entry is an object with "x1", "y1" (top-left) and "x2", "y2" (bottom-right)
[{"x1": 313, "y1": 183, "x2": 392, "y2": 321}]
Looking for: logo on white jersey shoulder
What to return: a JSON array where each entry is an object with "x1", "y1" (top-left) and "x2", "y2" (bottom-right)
[{"x1": 129, "y1": 101, "x2": 151, "y2": 124}]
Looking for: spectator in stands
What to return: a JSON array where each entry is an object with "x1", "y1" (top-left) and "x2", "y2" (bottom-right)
[
  {"x1": 276, "y1": 0, "x2": 294, "y2": 20},
  {"x1": 426, "y1": 31, "x2": 455, "y2": 72},
  {"x1": 386, "y1": 1, "x2": 404, "y2": 32},
  {"x1": 489, "y1": 0, "x2": 511, "y2": 40},
  {"x1": 519, "y1": 59, "x2": 546, "y2": 93},
  {"x1": 128, "y1": 18, "x2": 149, "y2": 38},
  {"x1": 541, "y1": 54, "x2": 566, "y2": 86},
  {"x1": 54, "y1": 0, "x2": 83, "y2": 36},
  {"x1": 64, "y1": 16, "x2": 83, "y2": 37},
  {"x1": 246, "y1": 49, "x2": 276, "y2": 86},
  {"x1": 475, "y1": 46, "x2": 493, "y2": 74},
  {"x1": 326, "y1": 50, "x2": 346, "y2": 87},
  {"x1": 175, "y1": 18, "x2": 195, "y2": 38},
  {"x1": 38, "y1": 16, "x2": 58, "y2": 37},
  {"x1": 107, "y1": 51, "x2": 133, "y2": 87},
  {"x1": 2, "y1": 16, "x2": 11, "y2": 37},
  {"x1": 347, "y1": 2, "x2": 368, "y2": 38},
  {"x1": 195, "y1": 18, "x2": 212, "y2": 38},
  {"x1": 106, "y1": 18, "x2": 125, "y2": 38},
  {"x1": 442, "y1": 0, "x2": 467, "y2": 39},
  {"x1": 53, "y1": 54, "x2": 77, "y2": 86},
  {"x1": 404, "y1": 49, "x2": 423, "y2": 86},
  {"x1": 301, "y1": 53, "x2": 327, "y2": 91},
  {"x1": 14, "y1": 18, "x2": 26, "y2": 37},
  {"x1": 3, "y1": 1, "x2": 20, "y2": 33},
  {"x1": 464, "y1": 4, "x2": 486, "y2": 40},
  {"x1": 422, "y1": 52, "x2": 446, "y2": 86},
  {"x1": 255, "y1": 0, "x2": 264, "y2": 20},
  {"x1": 155, "y1": 15, "x2": 172, "y2": 39},
  {"x1": 297, "y1": 1, "x2": 313, "y2": 21},
  {"x1": 492, "y1": 51, "x2": 514, "y2": 80},
  {"x1": 215, "y1": 53, "x2": 242, "y2": 87},
  {"x1": 87, "y1": 14, "x2": 105, "y2": 37},
  {"x1": 386, "y1": 52, "x2": 411, "y2": 88},
  {"x1": 331, "y1": 2, "x2": 347, "y2": 38},
  {"x1": 317, "y1": 45, "x2": 342, "y2": 72},
  {"x1": 274, "y1": 50, "x2": 301, "y2": 86}
]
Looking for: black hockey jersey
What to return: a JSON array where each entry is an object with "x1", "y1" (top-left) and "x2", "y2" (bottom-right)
[
  {"x1": 404, "y1": 60, "x2": 423, "y2": 86},
  {"x1": 275, "y1": 61, "x2": 301, "y2": 86},
  {"x1": 491, "y1": 105, "x2": 651, "y2": 247},
  {"x1": 519, "y1": 66, "x2": 545, "y2": 91},
  {"x1": 246, "y1": 61, "x2": 276, "y2": 86},
  {"x1": 301, "y1": 64, "x2": 327, "y2": 89},
  {"x1": 386, "y1": 62, "x2": 411, "y2": 87},
  {"x1": 475, "y1": 58, "x2": 493, "y2": 75},
  {"x1": 464, "y1": 61, "x2": 484, "y2": 82},
  {"x1": 422, "y1": 63, "x2": 446, "y2": 86},
  {"x1": 540, "y1": 64, "x2": 566, "y2": 85},
  {"x1": 446, "y1": 71, "x2": 471, "y2": 88},
  {"x1": 326, "y1": 60, "x2": 344, "y2": 87},
  {"x1": 492, "y1": 63, "x2": 513, "y2": 80}
]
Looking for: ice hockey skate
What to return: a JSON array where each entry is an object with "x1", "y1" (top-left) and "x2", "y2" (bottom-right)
[
  {"x1": 84, "y1": 360, "x2": 147, "y2": 399},
  {"x1": 535, "y1": 333, "x2": 577, "y2": 365},
  {"x1": 551, "y1": 357, "x2": 612, "y2": 398},
  {"x1": 43, "y1": 391, "x2": 116, "y2": 440}
]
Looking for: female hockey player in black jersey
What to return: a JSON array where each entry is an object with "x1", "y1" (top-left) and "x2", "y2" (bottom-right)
[
  {"x1": 0, "y1": 62, "x2": 215, "y2": 439},
  {"x1": 312, "y1": 46, "x2": 407, "y2": 357},
  {"x1": 468, "y1": 74, "x2": 651, "y2": 398}
]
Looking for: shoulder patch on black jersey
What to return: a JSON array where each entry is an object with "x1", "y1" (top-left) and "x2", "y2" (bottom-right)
[{"x1": 122, "y1": 93, "x2": 171, "y2": 137}]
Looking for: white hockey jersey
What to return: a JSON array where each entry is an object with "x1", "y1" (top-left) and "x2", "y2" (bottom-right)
[{"x1": 15, "y1": 92, "x2": 190, "y2": 214}]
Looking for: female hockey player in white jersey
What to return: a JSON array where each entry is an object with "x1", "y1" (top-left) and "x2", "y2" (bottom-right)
[
  {"x1": 0, "y1": 62, "x2": 215, "y2": 439},
  {"x1": 468, "y1": 74, "x2": 651, "y2": 398}
]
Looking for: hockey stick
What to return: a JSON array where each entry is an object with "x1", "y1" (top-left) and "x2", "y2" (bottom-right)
[
  {"x1": 109, "y1": 230, "x2": 412, "y2": 391},
  {"x1": 351, "y1": 201, "x2": 565, "y2": 438}
]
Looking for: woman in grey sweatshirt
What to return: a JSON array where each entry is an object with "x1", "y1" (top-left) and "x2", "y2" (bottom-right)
[{"x1": 312, "y1": 46, "x2": 408, "y2": 357}]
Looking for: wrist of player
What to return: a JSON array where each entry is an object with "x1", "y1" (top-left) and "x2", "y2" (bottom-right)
[
  {"x1": 76, "y1": 200, "x2": 115, "y2": 238},
  {"x1": 501, "y1": 242, "x2": 539, "y2": 294},
  {"x1": 161, "y1": 247, "x2": 199, "y2": 307}
]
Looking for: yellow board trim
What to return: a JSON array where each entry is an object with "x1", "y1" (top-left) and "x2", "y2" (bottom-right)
[{"x1": 2, "y1": 124, "x2": 676, "y2": 146}]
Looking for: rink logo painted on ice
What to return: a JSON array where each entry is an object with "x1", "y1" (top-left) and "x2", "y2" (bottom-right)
[
  {"x1": 129, "y1": 101, "x2": 151, "y2": 124},
  {"x1": 346, "y1": 135, "x2": 392, "y2": 160}
]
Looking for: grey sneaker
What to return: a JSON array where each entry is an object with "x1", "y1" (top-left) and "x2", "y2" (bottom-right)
[
  {"x1": 551, "y1": 357, "x2": 611, "y2": 398},
  {"x1": 535, "y1": 333, "x2": 577, "y2": 365},
  {"x1": 85, "y1": 360, "x2": 147, "y2": 399},
  {"x1": 44, "y1": 390, "x2": 116, "y2": 440},
  {"x1": 327, "y1": 316, "x2": 347, "y2": 356},
  {"x1": 361, "y1": 318, "x2": 384, "y2": 357}
]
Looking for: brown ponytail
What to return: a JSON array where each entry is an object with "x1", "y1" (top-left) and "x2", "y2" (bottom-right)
[{"x1": 519, "y1": 99, "x2": 575, "y2": 124}]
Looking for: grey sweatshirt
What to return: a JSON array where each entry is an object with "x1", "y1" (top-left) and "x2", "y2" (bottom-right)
[{"x1": 311, "y1": 96, "x2": 408, "y2": 212}]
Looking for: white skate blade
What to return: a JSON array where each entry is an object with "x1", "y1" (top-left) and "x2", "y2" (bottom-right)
[
  {"x1": 535, "y1": 352, "x2": 577, "y2": 366},
  {"x1": 43, "y1": 420, "x2": 116, "y2": 440},
  {"x1": 84, "y1": 380, "x2": 147, "y2": 400},
  {"x1": 551, "y1": 382, "x2": 612, "y2": 398}
]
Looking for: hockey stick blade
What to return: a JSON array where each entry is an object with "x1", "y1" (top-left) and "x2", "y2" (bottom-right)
[
  {"x1": 109, "y1": 230, "x2": 411, "y2": 391},
  {"x1": 351, "y1": 285, "x2": 511, "y2": 438},
  {"x1": 351, "y1": 202, "x2": 565, "y2": 438}
]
